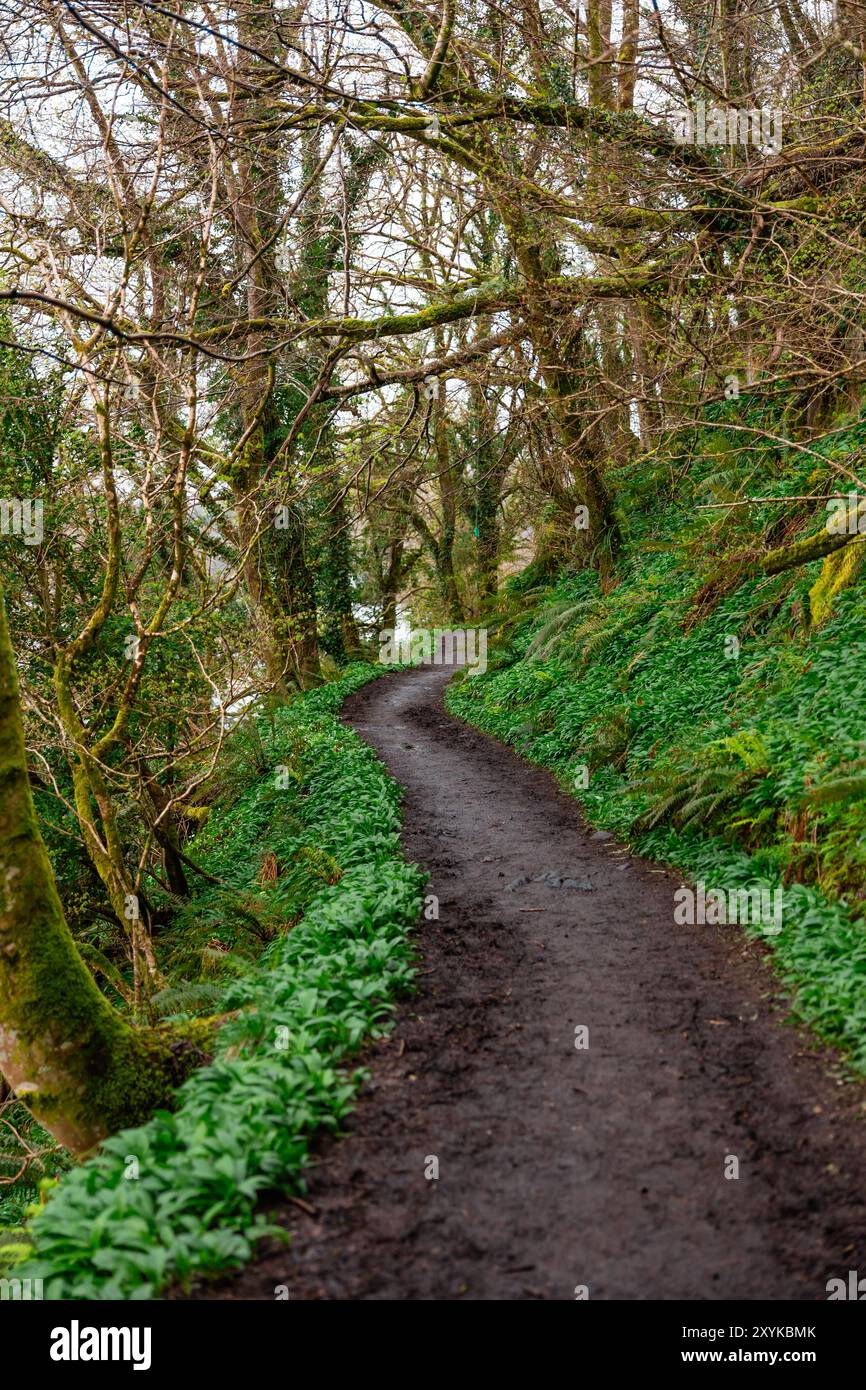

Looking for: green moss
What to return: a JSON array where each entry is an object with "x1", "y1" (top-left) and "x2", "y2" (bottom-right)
[{"x1": 809, "y1": 542, "x2": 866, "y2": 624}]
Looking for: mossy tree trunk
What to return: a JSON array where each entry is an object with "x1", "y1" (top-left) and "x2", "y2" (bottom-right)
[
  {"x1": 229, "y1": 2, "x2": 321, "y2": 696},
  {"x1": 500, "y1": 214, "x2": 623, "y2": 583},
  {"x1": 0, "y1": 581, "x2": 197, "y2": 1153},
  {"x1": 468, "y1": 377, "x2": 513, "y2": 610},
  {"x1": 762, "y1": 518, "x2": 865, "y2": 575},
  {"x1": 319, "y1": 480, "x2": 365, "y2": 662}
]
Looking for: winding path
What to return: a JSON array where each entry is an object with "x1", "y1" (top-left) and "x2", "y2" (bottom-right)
[{"x1": 208, "y1": 667, "x2": 866, "y2": 1300}]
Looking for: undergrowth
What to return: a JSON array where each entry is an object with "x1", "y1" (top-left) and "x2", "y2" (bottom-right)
[
  {"x1": 3, "y1": 664, "x2": 424, "y2": 1298},
  {"x1": 448, "y1": 404, "x2": 866, "y2": 1070}
]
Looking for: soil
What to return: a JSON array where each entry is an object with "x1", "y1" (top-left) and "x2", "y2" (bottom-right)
[{"x1": 193, "y1": 666, "x2": 866, "y2": 1301}]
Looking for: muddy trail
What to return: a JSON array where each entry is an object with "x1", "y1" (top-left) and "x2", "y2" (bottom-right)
[{"x1": 199, "y1": 666, "x2": 866, "y2": 1301}]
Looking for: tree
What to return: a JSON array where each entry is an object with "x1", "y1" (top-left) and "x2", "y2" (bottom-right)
[{"x1": 0, "y1": 581, "x2": 206, "y2": 1153}]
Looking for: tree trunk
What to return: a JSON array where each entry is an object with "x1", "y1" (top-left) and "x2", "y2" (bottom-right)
[
  {"x1": 232, "y1": 1, "x2": 321, "y2": 695},
  {"x1": 318, "y1": 480, "x2": 364, "y2": 663},
  {"x1": 497, "y1": 215, "x2": 623, "y2": 579},
  {"x1": 381, "y1": 539, "x2": 405, "y2": 631},
  {"x1": 434, "y1": 380, "x2": 462, "y2": 621}
]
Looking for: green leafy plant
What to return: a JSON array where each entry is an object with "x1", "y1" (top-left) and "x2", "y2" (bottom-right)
[{"x1": 10, "y1": 665, "x2": 424, "y2": 1299}]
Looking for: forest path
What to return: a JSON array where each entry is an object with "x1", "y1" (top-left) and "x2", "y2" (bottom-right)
[{"x1": 206, "y1": 666, "x2": 866, "y2": 1300}]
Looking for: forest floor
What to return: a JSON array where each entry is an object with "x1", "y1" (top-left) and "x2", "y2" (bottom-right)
[{"x1": 193, "y1": 666, "x2": 866, "y2": 1300}]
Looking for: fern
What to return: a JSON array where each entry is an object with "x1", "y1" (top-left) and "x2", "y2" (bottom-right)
[{"x1": 150, "y1": 981, "x2": 225, "y2": 1019}]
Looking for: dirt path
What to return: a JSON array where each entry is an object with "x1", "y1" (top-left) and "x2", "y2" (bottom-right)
[{"x1": 204, "y1": 666, "x2": 866, "y2": 1300}]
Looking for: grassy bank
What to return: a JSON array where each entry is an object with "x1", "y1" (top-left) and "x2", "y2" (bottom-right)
[{"x1": 3, "y1": 665, "x2": 424, "y2": 1298}]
